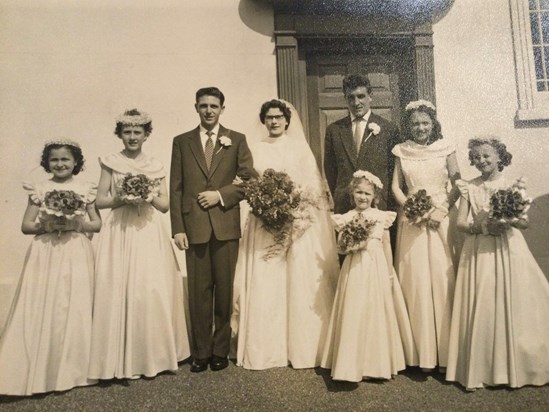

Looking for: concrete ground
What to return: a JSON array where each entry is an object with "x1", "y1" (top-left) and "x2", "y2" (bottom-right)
[{"x1": 1, "y1": 361, "x2": 549, "y2": 411}]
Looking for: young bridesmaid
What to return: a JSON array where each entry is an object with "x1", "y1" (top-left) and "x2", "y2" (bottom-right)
[
  {"x1": 88, "y1": 109, "x2": 190, "y2": 380},
  {"x1": 321, "y1": 171, "x2": 414, "y2": 382},
  {"x1": 0, "y1": 141, "x2": 101, "y2": 395},
  {"x1": 446, "y1": 138, "x2": 549, "y2": 390}
]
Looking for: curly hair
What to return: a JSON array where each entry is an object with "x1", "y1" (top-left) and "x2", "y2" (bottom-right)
[
  {"x1": 468, "y1": 137, "x2": 512, "y2": 171},
  {"x1": 114, "y1": 109, "x2": 153, "y2": 137},
  {"x1": 259, "y1": 99, "x2": 292, "y2": 129},
  {"x1": 40, "y1": 143, "x2": 85, "y2": 175},
  {"x1": 342, "y1": 74, "x2": 372, "y2": 96},
  {"x1": 403, "y1": 104, "x2": 443, "y2": 144},
  {"x1": 348, "y1": 176, "x2": 382, "y2": 208}
]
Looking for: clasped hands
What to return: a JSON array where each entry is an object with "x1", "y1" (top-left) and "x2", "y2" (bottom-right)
[
  {"x1": 42, "y1": 218, "x2": 82, "y2": 233},
  {"x1": 419, "y1": 206, "x2": 447, "y2": 230}
]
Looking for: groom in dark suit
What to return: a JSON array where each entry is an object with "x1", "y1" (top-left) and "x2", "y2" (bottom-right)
[
  {"x1": 170, "y1": 87, "x2": 255, "y2": 372},
  {"x1": 324, "y1": 74, "x2": 400, "y2": 214}
]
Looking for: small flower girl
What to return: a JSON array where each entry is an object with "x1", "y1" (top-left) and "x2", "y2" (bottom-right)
[
  {"x1": 88, "y1": 109, "x2": 189, "y2": 380},
  {"x1": 0, "y1": 140, "x2": 101, "y2": 395},
  {"x1": 446, "y1": 137, "x2": 549, "y2": 390},
  {"x1": 321, "y1": 171, "x2": 414, "y2": 382}
]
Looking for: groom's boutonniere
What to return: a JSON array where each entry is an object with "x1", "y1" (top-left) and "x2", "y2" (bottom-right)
[
  {"x1": 368, "y1": 123, "x2": 381, "y2": 136},
  {"x1": 219, "y1": 135, "x2": 232, "y2": 148}
]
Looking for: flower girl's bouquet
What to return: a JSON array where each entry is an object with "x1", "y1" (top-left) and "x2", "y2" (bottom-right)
[
  {"x1": 41, "y1": 189, "x2": 87, "y2": 220},
  {"x1": 242, "y1": 168, "x2": 316, "y2": 260},
  {"x1": 403, "y1": 189, "x2": 434, "y2": 226},
  {"x1": 337, "y1": 213, "x2": 377, "y2": 255},
  {"x1": 488, "y1": 177, "x2": 532, "y2": 223},
  {"x1": 118, "y1": 173, "x2": 161, "y2": 204}
]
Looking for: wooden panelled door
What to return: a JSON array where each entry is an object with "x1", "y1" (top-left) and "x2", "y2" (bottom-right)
[{"x1": 305, "y1": 47, "x2": 414, "y2": 169}]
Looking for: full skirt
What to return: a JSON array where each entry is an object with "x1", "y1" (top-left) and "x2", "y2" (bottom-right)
[
  {"x1": 446, "y1": 229, "x2": 549, "y2": 389},
  {"x1": 0, "y1": 232, "x2": 95, "y2": 395},
  {"x1": 89, "y1": 204, "x2": 189, "y2": 379}
]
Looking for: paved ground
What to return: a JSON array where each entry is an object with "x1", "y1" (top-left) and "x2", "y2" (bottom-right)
[{"x1": 1, "y1": 361, "x2": 549, "y2": 411}]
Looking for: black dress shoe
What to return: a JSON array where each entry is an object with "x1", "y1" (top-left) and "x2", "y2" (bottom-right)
[
  {"x1": 210, "y1": 355, "x2": 228, "y2": 371},
  {"x1": 190, "y1": 358, "x2": 209, "y2": 373}
]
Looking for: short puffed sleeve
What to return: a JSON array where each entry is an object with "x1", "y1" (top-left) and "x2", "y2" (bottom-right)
[
  {"x1": 456, "y1": 179, "x2": 469, "y2": 200},
  {"x1": 380, "y1": 210, "x2": 397, "y2": 229},
  {"x1": 84, "y1": 183, "x2": 98, "y2": 204},
  {"x1": 330, "y1": 213, "x2": 349, "y2": 231},
  {"x1": 22, "y1": 182, "x2": 41, "y2": 205}
]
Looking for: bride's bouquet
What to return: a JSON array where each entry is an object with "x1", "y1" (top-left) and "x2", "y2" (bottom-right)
[
  {"x1": 118, "y1": 173, "x2": 161, "y2": 204},
  {"x1": 337, "y1": 213, "x2": 377, "y2": 255},
  {"x1": 488, "y1": 177, "x2": 531, "y2": 223},
  {"x1": 403, "y1": 189, "x2": 434, "y2": 226},
  {"x1": 242, "y1": 168, "x2": 317, "y2": 260}
]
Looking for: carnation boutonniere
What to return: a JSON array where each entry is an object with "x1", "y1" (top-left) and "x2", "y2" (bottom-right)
[
  {"x1": 219, "y1": 135, "x2": 232, "y2": 148},
  {"x1": 363, "y1": 122, "x2": 381, "y2": 146}
]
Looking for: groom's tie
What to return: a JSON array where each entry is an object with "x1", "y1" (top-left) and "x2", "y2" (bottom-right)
[
  {"x1": 353, "y1": 117, "x2": 365, "y2": 154},
  {"x1": 205, "y1": 131, "x2": 214, "y2": 170}
]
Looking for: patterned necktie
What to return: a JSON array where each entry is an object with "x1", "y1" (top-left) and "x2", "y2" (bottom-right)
[
  {"x1": 205, "y1": 131, "x2": 214, "y2": 169},
  {"x1": 354, "y1": 117, "x2": 364, "y2": 154}
]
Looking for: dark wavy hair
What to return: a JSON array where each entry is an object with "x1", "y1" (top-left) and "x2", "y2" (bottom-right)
[
  {"x1": 114, "y1": 109, "x2": 153, "y2": 137},
  {"x1": 403, "y1": 105, "x2": 443, "y2": 144},
  {"x1": 259, "y1": 99, "x2": 292, "y2": 129},
  {"x1": 342, "y1": 74, "x2": 372, "y2": 96},
  {"x1": 348, "y1": 175, "x2": 382, "y2": 208},
  {"x1": 468, "y1": 137, "x2": 512, "y2": 171},
  {"x1": 40, "y1": 142, "x2": 85, "y2": 175},
  {"x1": 196, "y1": 86, "x2": 225, "y2": 106}
]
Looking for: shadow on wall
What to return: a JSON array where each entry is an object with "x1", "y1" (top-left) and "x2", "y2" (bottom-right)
[{"x1": 523, "y1": 194, "x2": 549, "y2": 281}]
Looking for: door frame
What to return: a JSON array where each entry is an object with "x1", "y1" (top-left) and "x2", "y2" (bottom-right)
[{"x1": 273, "y1": 12, "x2": 438, "y2": 142}]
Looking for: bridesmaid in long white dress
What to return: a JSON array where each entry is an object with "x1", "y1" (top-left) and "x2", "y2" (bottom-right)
[
  {"x1": 89, "y1": 109, "x2": 190, "y2": 380},
  {"x1": 446, "y1": 138, "x2": 549, "y2": 390},
  {"x1": 232, "y1": 99, "x2": 339, "y2": 370},
  {"x1": 0, "y1": 141, "x2": 101, "y2": 395},
  {"x1": 391, "y1": 100, "x2": 460, "y2": 371}
]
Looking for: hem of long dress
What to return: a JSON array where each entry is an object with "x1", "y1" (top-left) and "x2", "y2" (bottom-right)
[{"x1": 0, "y1": 379, "x2": 97, "y2": 397}]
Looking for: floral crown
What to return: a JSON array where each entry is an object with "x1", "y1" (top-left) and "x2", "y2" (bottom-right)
[
  {"x1": 353, "y1": 170, "x2": 383, "y2": 189},
  {"x1": 116, "y1": 110, "x2": 152, "y2": 126},
  {"x1": 44, "y1": 138, "x2": 81, "y2": 148},
  {"x1": 405, "y1": 99, "x2": 436, "y2": 112}
]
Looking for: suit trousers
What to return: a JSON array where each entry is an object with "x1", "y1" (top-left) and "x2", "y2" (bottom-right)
[{"x1": 185, "y1": 234, "x2": 239, "y2": 360}]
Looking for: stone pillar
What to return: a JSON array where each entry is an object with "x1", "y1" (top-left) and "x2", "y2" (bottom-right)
[{"x1": 413, "y1": 23, "x2": 436, "y2": 105}]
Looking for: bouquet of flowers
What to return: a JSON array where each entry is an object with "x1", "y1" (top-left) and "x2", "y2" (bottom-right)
[
  {"x1": 488, "y1": 178, "x2": 532, "y2": 223},
  {"x1": 337, "y1": 213, "x2": 377, "y2": 255},
  {"x1": 118, "y1": 173, "x2": 161, "y2": 203},
  {"x1": 41, "y1": 189, "x2": 86, "y2": 220},
  {"x1": 403, "y1": 189, "x2": 434, "y2": 225},
  {"x1": 242, "y1": 169, "x2": 316, "y2": 260}
]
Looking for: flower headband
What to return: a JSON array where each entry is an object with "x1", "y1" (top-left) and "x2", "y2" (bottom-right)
[
  {"x1": 353, "y1": 170, "x2": 383, "y2": 189},
  {"x1": 405, "y1": 99, "x2": 436, "y2": 112},
  {"x1": 116, "y1": 111, "x2": 152, "y2": 126},
  {"x1": 44, "y1": 138, "x2": 80, "y2": 148}
]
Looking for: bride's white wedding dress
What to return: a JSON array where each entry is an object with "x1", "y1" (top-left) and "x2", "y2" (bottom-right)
[{"x1": 232, "y1": 122, "x2": 338, "y2": 370}]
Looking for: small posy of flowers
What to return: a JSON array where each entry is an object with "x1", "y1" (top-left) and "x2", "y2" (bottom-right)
[
  {"x1": 242, "y1": 168, "x2": 317, "y2": 260},
  {"x1": 41, "y1": 190, "x2": 86, "y2": 220},
  {"x1": 218, "y1": 135, "x2": 232, "y2": 148},
  {"x1": 403, "y1": 189, "x2": 434, "y2": 225},
  {"x1": 488, "y1": 177, "x2": 532, "y2": 223},
  {"x1": 337, "y1": 213, "x2": 377, "y2": 254},
  {"x1": 118, "y1": 173, "x2": 161, "y2": 204}
]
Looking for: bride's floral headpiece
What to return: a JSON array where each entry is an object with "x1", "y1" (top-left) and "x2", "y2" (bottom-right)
[
  {"x1": 116, "y1": 110, "x2": 152, "y2": 126},
  {"x1": 405, "y1": 100, "x2": 436, "y2": 112},
  {"x1": 353, "y1": 170, "x2": 383, "y2": 189},
  {"x1": 44, "y1": 138, "x2": 81, "y2": 148}
]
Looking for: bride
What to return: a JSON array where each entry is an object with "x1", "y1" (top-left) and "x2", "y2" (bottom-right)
[{"x1": 232, "y1": 99, "x2": 339, "y2": 370}]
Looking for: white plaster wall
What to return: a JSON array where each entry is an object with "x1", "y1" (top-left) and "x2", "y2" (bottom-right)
[
  {"x1": 433, "y1": 0, "x2": 549, "y2": 273},
  {"x1": 0, "y1": 0, "x2": 277, "y2": 326}
]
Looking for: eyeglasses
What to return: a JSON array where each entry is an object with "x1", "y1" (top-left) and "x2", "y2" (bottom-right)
[{"x1": 265, "y1": 115, "x2": 285, "y2": 121}]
